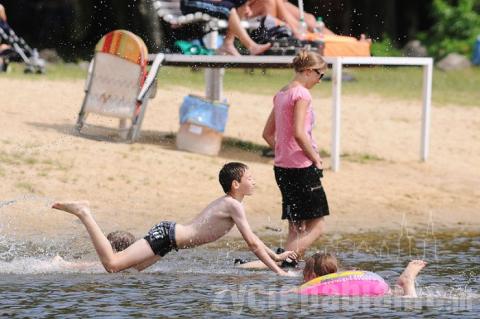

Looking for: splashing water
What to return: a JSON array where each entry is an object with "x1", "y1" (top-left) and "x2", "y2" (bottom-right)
[
  {"x1": 0, "y1": 200, "x2": 478, "y2": 317},
  {"x1": 0, "y1": 194, "x2": 55, "y2": 211}
]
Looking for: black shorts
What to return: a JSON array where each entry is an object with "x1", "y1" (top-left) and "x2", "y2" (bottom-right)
[
  {"x1": 144, "y1": 221, "x2": 178, "y2": 257},
  {"x1": 180, "y1": 0, "x2": 247, "y2": 20},
  {"x1": 274, "y1": 165, "x2": 330, "y2": 221}
]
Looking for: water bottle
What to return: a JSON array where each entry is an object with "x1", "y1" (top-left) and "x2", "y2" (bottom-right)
[
  {"x1": 473, "y1": 35, "x2": 480, "y2": 65},
  {"x1": 298, "y1": 18, "x2": 308, "y2": 40},
  {"x1": 314, "y1": 17, "x2": 325, "y2": 34}
]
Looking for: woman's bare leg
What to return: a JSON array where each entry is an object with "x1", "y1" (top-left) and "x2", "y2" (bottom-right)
[
  {"x1": 52, "y1": 201, "x2": 156, "y2": 272},
  {"x1": 285, "y1": 217, "x2": 325, "y2": 257},
  {"x1": 248, "y1": 0, "x2": 274, "y2": 16},
  {"x1": 217, "y1": 33, "x2": 241, "y2": 56},
  {"x1": 221, "y1": 8, "x2": 271, "y2": 55},
  {"x1": 248, "y1": 0, "x2": 301, "y2": 31},
  {"x1": 0, "y1": 4, "x2": 7, "y2": 22}
]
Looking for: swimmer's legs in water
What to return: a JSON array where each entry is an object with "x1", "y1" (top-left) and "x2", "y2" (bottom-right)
[
  {"x1": 51, "y1": 255, "x2": 98, "y2": 270},
  {"x1": 393, "y1": 260, "x2": 427, "y2": 297},
  {"x1": 52, "y1": 201, "x2": 160, "y2": 272}
]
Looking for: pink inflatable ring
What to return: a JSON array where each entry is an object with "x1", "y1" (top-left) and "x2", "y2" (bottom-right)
[{"x1": 299, "y1": 270, "x2": 389, "y2": 296}]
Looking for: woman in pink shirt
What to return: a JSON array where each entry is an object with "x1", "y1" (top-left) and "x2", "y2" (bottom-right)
[{"x1": 263, "y1": 50, "x2": 328, "y2": 267}]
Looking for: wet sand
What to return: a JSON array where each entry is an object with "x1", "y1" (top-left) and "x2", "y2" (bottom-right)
[{"x1": 0, "y1": 77, "x2": 479, "y2": 241}]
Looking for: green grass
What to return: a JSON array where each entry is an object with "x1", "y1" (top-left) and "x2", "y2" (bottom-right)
[
  {"x1": 344, "y1": 66, "x2": 480, "y2": 107},
  {"x1": 0, "y1": 149, "x2": 72, "y2": 172},
  {"x1": 0, "y1": 62, "x2": 87, "y2": 80},
  {"x1": 15, "y1": 181, "x2": 36, "y2": 193},
  {"x1": 156, "y1": 65, "x2": 480, "y2": 107},
  {"x1": 341, "y1": 152, "x2": 385, "y2": 164},
  {"x1": 2, "y1": 62, "x2": 479, "y2": 106},
  {"x1": 222, "y1": 137, "x2": 270, "y2": 153}
]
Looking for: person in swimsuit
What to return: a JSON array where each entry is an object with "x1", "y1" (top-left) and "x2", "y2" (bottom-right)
[
  {"x1": 51, "y1": 162, "x2": 297, "y2": 275},
  {"x1": 244, "y1": 0, "x2": 371, "y2": 42},
  {"x1": 180, "y1": 0, "x2": 271, "y2": 55},
  {"x1": 302, "y1": 253, "x2": 428, "y2": 297}
]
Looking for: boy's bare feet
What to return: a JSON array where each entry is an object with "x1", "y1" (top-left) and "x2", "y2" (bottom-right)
[
  {"x1": 397, "y1": 259, "x2": 427, "y2": 297},
  {"x1": 248, "y1": 43, "x2": 272, "y2": 55},
  {"x1": 52, "y1": 201, "x2": 90, "y2": 218}
]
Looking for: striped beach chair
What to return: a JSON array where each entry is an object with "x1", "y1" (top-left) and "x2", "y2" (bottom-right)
[{"x1": 76, "y1": 30, "x2": 164, "y2": 142}]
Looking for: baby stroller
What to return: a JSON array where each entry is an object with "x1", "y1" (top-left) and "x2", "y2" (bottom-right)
[{"x1": 0, "y1": 20, "x2": 45, "y2": 73}]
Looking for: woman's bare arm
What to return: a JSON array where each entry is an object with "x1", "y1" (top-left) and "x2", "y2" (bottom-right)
[{"x1": 262, "y1": 107, "x2": 276, "y2": 149}]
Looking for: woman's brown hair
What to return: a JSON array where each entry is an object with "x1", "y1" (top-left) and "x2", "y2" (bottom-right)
[{"x1": 292, "y1": 50, "x2": 327, "y2": 73}]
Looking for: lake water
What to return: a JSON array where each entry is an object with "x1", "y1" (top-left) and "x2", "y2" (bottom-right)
[{"x1": 0, "y1": 226, "x2": 478, "y2": 318}]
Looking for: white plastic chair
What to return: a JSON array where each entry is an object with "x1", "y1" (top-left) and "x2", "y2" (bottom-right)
[{"x1": 76, "y1": 30, "x2": 164, "y2": 142}]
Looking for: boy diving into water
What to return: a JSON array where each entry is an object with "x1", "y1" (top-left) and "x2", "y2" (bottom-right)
[{"x1": 52, "y1": 162, "x2": 297, "y2": 275}]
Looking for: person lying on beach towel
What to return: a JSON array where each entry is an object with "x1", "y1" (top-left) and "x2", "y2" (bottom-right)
[
  {"x1": 245, "y1": 0, "x2": 370, "y2": 40},
  {"x1": 51, "y1": 162, "x2": 297, "y2": 276},
  {"x1": 242, "y1": 0, "x2": 371, "y2": 56},
  {"x1": 245, "y1": 0, "x2": 328, "y2": 39}
]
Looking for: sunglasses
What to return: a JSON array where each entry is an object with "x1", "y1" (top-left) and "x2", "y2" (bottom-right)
[{"x1": 312, "y1": 69, "x2": 325, "y2": 79}]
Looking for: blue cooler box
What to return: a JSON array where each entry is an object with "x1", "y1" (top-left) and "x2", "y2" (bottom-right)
[{"x1": 177, "y1": 95, "x2": 229, "y2": 156}]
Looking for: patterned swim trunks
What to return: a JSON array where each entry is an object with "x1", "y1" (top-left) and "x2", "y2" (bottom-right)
[{"x1": 143, "y1": 221, "x2": 178, "y2": 256}]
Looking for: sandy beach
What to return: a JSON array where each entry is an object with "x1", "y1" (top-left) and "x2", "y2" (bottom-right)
[{"x1": 0, "y1": 76, "x2": 479, "y2": 241}]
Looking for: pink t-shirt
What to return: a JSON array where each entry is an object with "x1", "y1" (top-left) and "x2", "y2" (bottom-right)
[{"x1": 273, "y1": 85, "x2": 317, "y2": 168}]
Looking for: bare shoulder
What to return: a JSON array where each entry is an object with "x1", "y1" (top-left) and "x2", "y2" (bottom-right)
[
  {"x1": 208, "y1": 195, "x2": 241, "y2": 211},
  {"x1": 221, "y1": 196, "x2": 242, "y2": 208},
  {"x1": 221, "y1": 196, "x2": 245, "y2": 216}
]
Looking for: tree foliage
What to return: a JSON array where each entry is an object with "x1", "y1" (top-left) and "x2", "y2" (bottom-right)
[{"x1": 420, "y1": 0, "x2": 480, "y2": 58}]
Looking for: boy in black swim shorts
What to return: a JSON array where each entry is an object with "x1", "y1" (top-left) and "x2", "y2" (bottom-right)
[{"x1": 51, "y1": 162, "x2": 298, "y2": 275}]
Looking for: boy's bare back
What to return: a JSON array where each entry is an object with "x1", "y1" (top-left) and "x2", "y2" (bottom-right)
[
  {"x1": 174, "y1": 195, "x2": 245, "y2": 248},
  {"x1": 52, "y1": 196, "x2": 244, "y2": 249}
]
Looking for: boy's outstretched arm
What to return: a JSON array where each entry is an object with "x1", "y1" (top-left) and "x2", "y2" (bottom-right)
[
  {"x1": 230, "y1": 203, "x2": 291, "y2": 276},
  {"x1": 262, "y1": 243, "x2": 298, "y2": 262}
]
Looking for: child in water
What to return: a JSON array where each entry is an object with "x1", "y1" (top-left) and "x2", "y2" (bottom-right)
[
  {"x1": 51, "y1": 162, "x2": 298, "y2": 276},
  {"x1": 302, "y1": 253, "x2": 427, "y2": 297},
  {"x1": 51, "y1": 230, "x2": 136, "y2": 270}
]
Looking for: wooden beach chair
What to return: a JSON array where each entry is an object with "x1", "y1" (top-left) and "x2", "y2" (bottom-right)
[{"x1": 76, "y1": 30, "x2": 164, "y2": 142}]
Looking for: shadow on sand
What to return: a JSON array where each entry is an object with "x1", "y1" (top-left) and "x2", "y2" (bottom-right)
[{"x1": 27, "y1": 121, "x2": 273, "y2": 165}]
